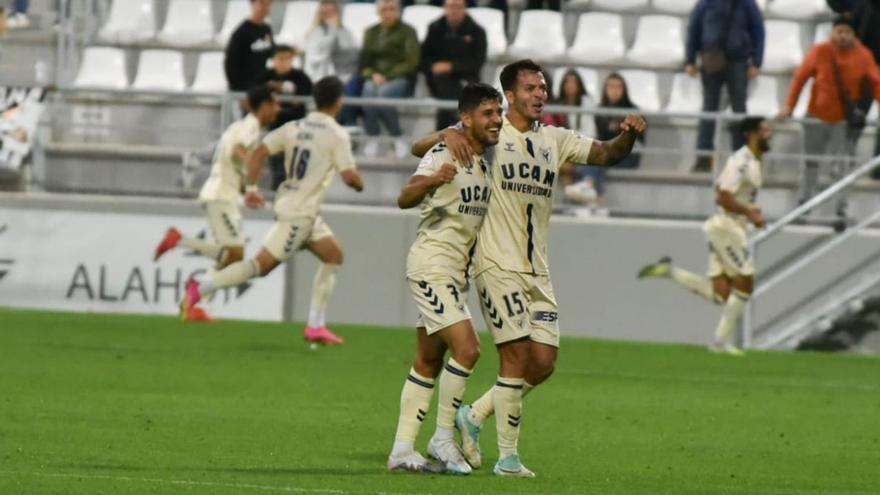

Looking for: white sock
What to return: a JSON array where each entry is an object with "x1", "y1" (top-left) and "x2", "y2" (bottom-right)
[
  {"x1": 493, "y1": 377, "x2": 524, "y2": 459},
  {"x1": 715, "y1": 289, "x2": 749, "y2": 344},
  {"x1": 671, "y1": 267, "x2": 722, "y2": 304},
  {"x1": 307, "y1": 263, "x2": 340, "y2": 328},
  {"x1": 201, "y1": 259, "x2": 259, "y2": 296},
  {"x1": 391, "y1": 369, "x2": 435, "y2": 457},
  {"x1": 435, "y1": 358, "x2": 472, "y2": 433},
  {"x1": 468, "y1": 381, "x2": 534, "y2": 426},
  {"x1": 180, "y1": 236, "x2": 223, "y2": 262}
]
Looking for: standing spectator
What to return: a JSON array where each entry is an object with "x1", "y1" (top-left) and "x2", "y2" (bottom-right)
[
  {"x1": 304, "y1": 0, "x2": 360, "y2": 83},
  {"x1": 225, "y1": 0, "x2": 275, "y2": 93},
  {"x1": 262, "y1": 45, "x2": 313, "y2": 188},
  {"x1": 421, "y1": 0, "x2": 487, "y2": 130},
  {"x1": 778, "y1": 17, "x2": 880, "y2": 228},
  {"x1": 686, "y1": 0, "x2": 765, "y2": 172},
  {"x1": 360, "y1": 0, "x2": 420, "y2": 158}
]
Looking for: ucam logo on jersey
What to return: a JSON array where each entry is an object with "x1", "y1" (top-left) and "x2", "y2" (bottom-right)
[{"x1": 0, "y1": 208, "x2": 285, "y2": 321}]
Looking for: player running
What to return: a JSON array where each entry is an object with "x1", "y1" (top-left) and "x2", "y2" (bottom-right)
[
  {"x1": 638, "y1": 117, "x2": 771, "y2": 355},
  {"x1": 386, "y1": 84, "x2": 502, "y2": 474},
  {"x1": 154, "y1": 86, "x2": 280, "y2": 320},
  {"x1": 413, "y1": 59, "x2": 646, "y2": 477},
  {"x1": 180, "y1": 76, "x2": 364, "y2": 345}
]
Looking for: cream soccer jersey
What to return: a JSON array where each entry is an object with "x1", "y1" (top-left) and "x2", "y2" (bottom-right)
[
  {"x1": 406, "y1": 143, "x2": 491, "y2": 278},
  {"x1": 262, "y1": 111, "x2": 355, "y2": 221},
  {"x1": 707, "y1": 145, "x2": 763, "y2": 233},
  {"x1": 475, "y1": 117, "x2": 595, "y2": 275},
  {"x1": 199, "y1": 114, "x2": 262, "y2": 203}
]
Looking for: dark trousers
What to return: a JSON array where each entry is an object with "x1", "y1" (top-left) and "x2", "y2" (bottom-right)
[
  {"x1": 427, "y1": 73, "x2": 469, "y2": 130},
  {"x1": 697, "y1": 60, "x2": 749, "y2": 152},
  {"x1": 338, "y1": 76, "x2": 364, "y2": 126}
]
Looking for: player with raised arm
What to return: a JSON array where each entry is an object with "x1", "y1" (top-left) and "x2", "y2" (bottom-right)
[
  {"x1": 387, "y1": 83, "x2": 502, "y2": 474},
  {"x1": 638, "y1": 117, "x2": 771, "y2": 355},
  {"x1": 180, "y1": 77, "x2": 364, "y2": 344},
  {"x1": 154, "y1": 86, "x2": 280, "y2": 320},
  {"x1": 412, "y1": 59, "x2": 646, "y2": 477}
]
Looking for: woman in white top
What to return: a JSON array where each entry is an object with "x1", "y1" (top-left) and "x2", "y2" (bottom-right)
[{"x1": 303, "y1": 0, "x2": 359, "y2": 84}]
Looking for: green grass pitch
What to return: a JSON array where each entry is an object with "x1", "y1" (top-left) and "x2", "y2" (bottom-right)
[{"x1": 1, "y1": 307, "x2": 879, "y2": 494}]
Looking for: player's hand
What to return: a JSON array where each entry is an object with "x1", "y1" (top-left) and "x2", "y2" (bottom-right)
[
  {"x1": 619, "y1": 114, "x2": 647, "y2": 135},
  {"x1": 685, "y1": 64, "x2": 698, "y2": 77},
  {"x1": 748, "y1": 207, "x2": 766, "y2": 229},
  {"x1": 433, "y1": 163, "x2": 458, "y2": 185},
  {"x1": 244, "y1": 191, "x2": 265, "y2": 209},
  {"x1": 747, "y1": 66, "x2": 760, "y2": 80},
  {"x1": 372, "y1": 73, "x2": 386, "y2": 87},
  {"x1": 776, "y1": 105, "x2": 793, "y2": 120},
  {"x1": 442, "y1": 128, "x2": 473, "y2": 165}
]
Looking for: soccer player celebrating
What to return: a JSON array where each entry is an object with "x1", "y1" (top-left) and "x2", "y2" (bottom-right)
[
  {"x1": 638, "y1": 117, "x2": 771, "y2": 355},
  {"x1": 413, "y1": 60, "x2": 646, "y2": 477},
  {"x1": 154, "y1": 86, "x2": 280, "y2": 320},
  {"x1": 180, "y1": 77, "x2": 364, "y2": 345},
  {"x1": 387, "y1": 83, "x2": 502, "y2": 474}
]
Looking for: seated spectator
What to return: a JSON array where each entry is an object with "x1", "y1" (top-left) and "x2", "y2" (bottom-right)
[
  {"x1": 225, "y1": 0, "x2": 275, "y2": 93},
  {"x1": 304, "y1": 0, "x2": 359, "y2": 84},
  {"x1": 359, "y1": 0, "x2": 420, "y2": 158},
  {"x1": 778, "y1": 17, "x2": 880, "y2": 229},
  {"x1": 421, "y1": 0, "x2": 487, "y2": 130},
  {"x1": 262, "y1": 45, "x2": 313, "y2": 188},
  {"x1": 557, "y1": 69, "x2": 594, "y2": 135},
  {"x1": 540, "y1": 71, "x2": 566, "y2": 127},
  {"x1": 3, "y1": 0, "x2": 29, "y2": 29}
]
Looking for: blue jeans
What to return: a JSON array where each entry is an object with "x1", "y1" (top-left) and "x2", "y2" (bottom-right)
[
  {"x1": 697, "y1": 60, "x2": 748, "y2": 151},
  {"x1": 362, "y1": 77, "x2": 411, "y2": 137},
  {"x1": 338, "y1": 76, "x2": 363, "y2": 126},
  {"x1": 13, "y1": 0, "x2": 27, "y2": 12}
]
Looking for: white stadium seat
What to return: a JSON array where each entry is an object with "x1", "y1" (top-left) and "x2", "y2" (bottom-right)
[
  {"x1": 626, "y1": 15, "x2": 685, "y2": 68},
  {"x1": 591, "y1": 0, "x2": 648, "y2": 11},
  {"x1": 767, "y1": 0, "x2": 827, "y2": 20},
  {"x1": 552, "y1": 67, "x2": 599, "y2": 102},
  {"x1": 216, "y1": 0, "x2": 250, "y2": 45},
  {"x1": 567, "y1": 12, "x2": 625, "y2": 64},
  {"x1": 191, "y1": 52, "x2": 227, "y2": 93},
  {"x1": 618, "y1": 69, "x2": 661, "y2": 112},
  {"x1": 664, "y1": 72, "x2": 703, "y2": 115},
  {"x1": 793, "y1": 79, "x2": 813, "y2": 118},
  {"x1": 158, "y1": 0, "x2": 214, "y2": 47},
  {"x1": 98, "y1": 0, "x2": 156, "y2": 44},
  {"x1": 814, "y1": 22, "x2": 832, "y2": 44},
  {"x1": 132, "y1": 50, "x2": 187, "y2": 91},
  {"x1": 652, "y1": 0, "x2": 698, "y2": 14},
  {"x1": 509, "y1": 10, "x2": 567, "y2": 61},
  {"x1": 402, "y1": 5, "x2": 443, "y2": 42},
  {"x1": 869, "y1": 101, "x2": 878, "y2": 121},
  {"x1": 277, "y1": 1, "x2": 320, "y2": 49},
  {"x1": 342, "y1": 3, "x2": 380, "y2": 49},
  {"x1": 755, "y1": 0, "x2": 767, "y2": 10},
  {"x1": 762, "y1": 20, "x2": 803, "y2": 73},
  {"x1": 470, "y1": 7, "x2": 507, "y2": 59},
  {"x1": 74, "y1": 47, "x2": 129, "y2": 89},
  {"x1": 745, "y1": 75, "x2": 780, "y2": 116}
]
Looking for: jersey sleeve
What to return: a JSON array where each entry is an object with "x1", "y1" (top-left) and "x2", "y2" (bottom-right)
[
  {"x1": 550, "y1": 125, "x2": 594, "y2": 165},
  {"x1": 262, "y1": 122, "x2": 295, "y2": 155},
  {"x1": 716, "y1": 156, "x2": 746, "y2": 193},
  {"x1": 332, "y1": 130, "x2": 356, "y2": 172},
  {"x1": 413, "y1": 144, "x2": 447, "y2": 176}
]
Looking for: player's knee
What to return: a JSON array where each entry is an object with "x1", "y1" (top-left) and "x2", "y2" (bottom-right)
[
  {"x1": 530, "y1": 359, "x2": 555, "y2": 384},
  {"x1": 452, "y1": 344, "x2": 480, "y2": 370},
  {"x1": 224, "y1": 246, "x2": 244, "y2": 266},
  {"x1": 733, "y1": 276, "x2": 753, "y2": 295},
  {"x1": 329, "y1": 248, "x2": 344, "y2": 266},
  {"x1": 414, "y1": 354, "x2": 444, "y2": 378}
]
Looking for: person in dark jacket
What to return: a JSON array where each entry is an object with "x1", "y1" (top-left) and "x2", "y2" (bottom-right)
[
  {"x1": 225, "y1": 0, "x2": 275, "y2": 92},
  {"x1": 421, "y1": 0, "x2": 487, "y2": 130},
  {"x1": 686, "y1": 0, "x2": 765, "y2": 172}
]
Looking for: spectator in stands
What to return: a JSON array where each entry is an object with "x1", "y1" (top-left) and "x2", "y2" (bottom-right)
[
  {"x1": 558, "y1": 69, "x2": 593, "y2": 135},
  {"x1": 421, "y1": 0, "x2": 487, "y2": 130},
  {"x1": 359, "y1": 0, "x2": 420, "y2": 158},
  {"x1": 2, "y1": 0, "x2": 28, "y2": 29},
  {"x1": 779, "y1": 17, "x2": 880, "y2": 228},
  {"x1": 304, "y1": 0, "x2": 359, "y2": 84},
  {"x1": 262, "y1": 45, "x2": 313, "y2": 188},
  {"x1": 686, "y1": 0, "x2": 765, "y2": 173},
  {"x1": 225, "y1": 0, "x2": 275, "y2": 93}
]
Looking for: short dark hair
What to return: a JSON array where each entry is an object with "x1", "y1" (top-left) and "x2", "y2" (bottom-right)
[
  {"x1": 273, "y1": 44, "x2": 296, "y2": 55},
  {"x1": 833, "y1": 15, "x2": 855, "y2": 30},
  {"x1": 458, "y1": 83, "x2": 502, "y2": 113},
  {"x1": 740, "y1": 116, "x2": 765, "y2": 138},
  {"x1": 313, "y1": 76, "x2": 344, "y2": 109},
  {"x1": 500, "y1": 59, "x2": 544, "y2": 92},
  {"x1": 247, "y1": 84, "x2": 276, "y2": 112}
]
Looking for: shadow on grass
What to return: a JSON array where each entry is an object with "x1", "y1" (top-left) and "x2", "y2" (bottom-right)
[{"x1": 57, "y1": 463, "x2": 383, "y2": 477}]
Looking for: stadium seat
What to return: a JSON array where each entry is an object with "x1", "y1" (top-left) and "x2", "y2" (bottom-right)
[
  {"x1": 766, "y1": 0, "x2": 827, "y2": 20},
  {"x1": 216, "y1": 0, "x2": 250, "y2": 45},
  {"x1": 869, "y1": 102, "x2": 878, "y2": 121},
  {"x1": 652, "y1": 0, "x2": 698, "y2": 14},
  {"x1": 591, "y1": 0, "x2": 648, "y2": 11},
  {"x1": 190, "y1": 52, "x2": 227, "y2": 93},
  {"x1": 132, "y1": 50, "x2": 187, "y2": 91},
  {"x1": 626, "y1": 15, "x2": 685, "y2": 68},
  {"x1": 793, "y1": 79, "x2": 813, "y2": 118},
  {"x1": 567, "y1": 12, "x2": 625, "y2": 64},
  {"x1": 157, "y1": 0, "x2": 214, "y2": 47},
  {"x1": 277, "y1": 1, "x2": 320, "y2": 49},
  {"x1": 402, "y1": 5, "x2": 443, "y2": 42},
  {"x1": 552, "y1": 67, "x2": 599, "y2": 102},
  {"x1": 755, "y1": 0, "x2": 767, "y2": 10},
  {"x1": 745, "y1": 75, "x2": 780, "y2": 116},
  {"x1": 469, "y1": 7, "x2": 507, "y2": 59},
  {"x1": 98, "y1": 0, "x2": 156, "y2": 44},
  {"x1": 342, "y1": 3, "x2": 380, "y2": 49},
  {"x1": 762, "y1": 20, "x2": 803, "y2": 73},
  {"x1": 73, "y1": 47, "x2": 128, "y2": 89},
  {"x1": 509, "y1": 10, "x2": 567, "y2": 61},
  {"x1": 814, "y1": 22, "x2": 832, "y2": 44},
  {"x1": 618, "y1": 69, "x2": 661, "y2": 112},
  {"x1": 664, "y1": 72, "x2": 703, "y2": 117}
]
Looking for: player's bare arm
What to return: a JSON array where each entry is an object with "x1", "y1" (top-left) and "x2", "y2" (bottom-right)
[
  {"x1": 411, "y1": 128, "x2": 473, "y2": 164},
  {"x1": 341, "y1": 169, "x2": 364, "y2": 193},
  {"x1": 586, "y1": 113, "x2": 647, "y2": 167},
  {"x1": 717, "y1": 189, "x2": 765, "y2": 228},
  {"x1": 397, "y1": 163, "x2": 458, "y2": 209},
  {"x1": 243, "y1": 144, "x2": 270, "y2": 209}
]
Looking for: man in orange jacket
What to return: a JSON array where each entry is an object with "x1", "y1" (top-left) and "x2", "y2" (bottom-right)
[{"x1": 779, "y1": 16, "x2": 880, "y2": 227}]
